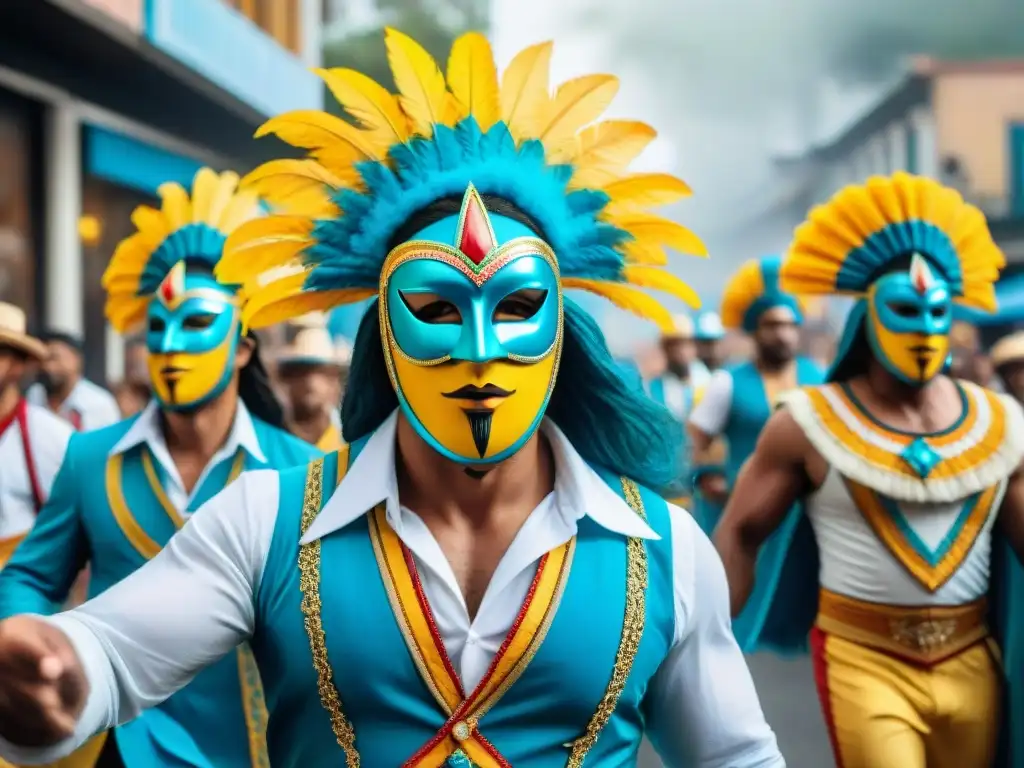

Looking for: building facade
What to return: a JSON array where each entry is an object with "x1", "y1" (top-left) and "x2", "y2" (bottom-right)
[{"x1": 0, "y1": 0, "x2": 323, "y2": 385}]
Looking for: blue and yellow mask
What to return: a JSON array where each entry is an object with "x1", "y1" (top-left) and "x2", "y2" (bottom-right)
[
  {"x1": 146, "y1": 260, "x2": 242, "y2": 410},
  {"x1": 866, "y1": 253, "x2": 952, "y2": 385},
  {"x1": 380, "y1": 185, "x2": 562, "y2": 465}
]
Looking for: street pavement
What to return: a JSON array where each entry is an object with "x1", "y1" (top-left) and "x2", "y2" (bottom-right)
[{"x1": 638, "y1": 652, "x2": 833, "y2": 767}]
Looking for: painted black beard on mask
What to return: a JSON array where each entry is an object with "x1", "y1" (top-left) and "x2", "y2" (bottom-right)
[{"x1": 463, "y1": 408, "x2": 493, "y2": 458}]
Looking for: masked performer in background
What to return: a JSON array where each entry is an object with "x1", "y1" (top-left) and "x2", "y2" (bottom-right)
[
  {"x1": 715, "y1": 172, "x2": 1024, "y2": 768},
  {"x1": 687, "y1": 255, "x2": 823, "y2": 650},
  {"x1": 0, "y1": 169, "x2": 320, "y2": 768},
  {"x1": 0, "y1": 29, "x2": 784, "y2": 768}
]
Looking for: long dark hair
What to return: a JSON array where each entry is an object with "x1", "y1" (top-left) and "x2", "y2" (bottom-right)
[
  {"x1": 340, "y1": 195, "x2": 684, "y2": 491},
  {"x1": 238, "y1": 333, "x2": 285, "y2": 428}
]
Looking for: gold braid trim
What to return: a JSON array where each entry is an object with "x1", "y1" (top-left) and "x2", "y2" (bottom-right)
[
  {"x1": 298, "y1": 458, "x2": 360, "y2": 766},
  {"x1": 566, "y1": 477, "x2": 649, "y2": 767}
]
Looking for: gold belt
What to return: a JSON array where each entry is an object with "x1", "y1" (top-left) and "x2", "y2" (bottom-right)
[{"x1": 816, "y1": 588, "x2": 989, "y2": 666}]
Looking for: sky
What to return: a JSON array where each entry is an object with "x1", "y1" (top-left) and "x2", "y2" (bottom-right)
[{"x1": 488, "y1": 0, "x2": 1024, "y2": 347}]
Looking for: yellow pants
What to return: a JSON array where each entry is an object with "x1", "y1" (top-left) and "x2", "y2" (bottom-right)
[
  {"x1": 810, "y1": 627, "x2": 1000, "y2": 767},
  {"x1": 0, "y1": 734, "x2": 107, "y2": 768}
]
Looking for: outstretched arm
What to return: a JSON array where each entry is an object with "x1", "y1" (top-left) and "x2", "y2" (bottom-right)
[
  {"x1": 713, "y1": 408, "x2": 811, "y2": 617},
  {"x1": 645, "y1": 509, "x2": 785, "y2": 767},
  {"x1": 0, "y1": 470, "x2": 280, "y2": 765}
]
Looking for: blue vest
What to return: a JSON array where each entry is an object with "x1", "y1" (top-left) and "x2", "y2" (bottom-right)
[
  {"x1": 0, "y1": 413, "x2": 321, "y2": 768},
  {"x1": 253, "y1": 440, "x2": 676, "y2": 767},
  {"x1": 646, "y1": 375, "x2": 696, "y2": 499},
  {"x1": 717, "y1": 358, "x2": 823, "y2": 653}
]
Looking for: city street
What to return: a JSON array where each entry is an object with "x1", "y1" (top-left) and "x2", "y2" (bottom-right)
[{"x1": 639, "y1": 653, "x2": 833, "y2": 767}]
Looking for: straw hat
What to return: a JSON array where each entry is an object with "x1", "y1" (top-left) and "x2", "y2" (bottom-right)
[
  {"x1": 991, "y1": 331, "x2": 1024, "y2": 369},
  {"x1": 278, "y1": 327, "x2": 347, "y2": 368},
  {"x1": 662, "y1": 313, "x2": 696, "y2": 340},
  {"x1": 0, "y1": 302, "x2": 45, "y2": 359}
]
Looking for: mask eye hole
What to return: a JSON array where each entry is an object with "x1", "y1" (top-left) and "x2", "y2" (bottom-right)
[
  {"x1": 930, "y1": 305, "x2": 948, "y2": 318},
  {"x1": 494, "y1": 289, "x2": 548, "y2": 322},
  {"x1": 149, "y1": 317, "x2": 166, "y2": 333},
  {"x1": 399, "y1": 291, "x2": 462, "y2": 324},
  {"x1": 886, "y1": 302, "x2": 919, "y2": 319},
  {"x1": 183, "y1": 313, "x2": 218, "y2": 330}
]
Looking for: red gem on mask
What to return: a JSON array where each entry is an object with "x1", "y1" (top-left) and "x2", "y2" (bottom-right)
[{"x1": 457, "y1": 186, "x2": 497, "y2": 265}]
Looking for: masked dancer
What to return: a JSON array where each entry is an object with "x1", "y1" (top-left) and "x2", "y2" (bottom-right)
[
  {"x1": 0, "y1": 169, "x2": 320, "y2": 768},
  {"x1": 715, "y1": 172, "x2": 1024, "y2": 768},
  {"x1": 0, "y1": 30, "x2": 783, "y2": 768}
]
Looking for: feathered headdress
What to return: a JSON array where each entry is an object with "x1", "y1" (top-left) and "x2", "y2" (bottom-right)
[
  {"x1": 216, "y1": 28, "x2": 706, "y2": 332},
  {"x1": 780, "y1": 172, "x2": 1004, "y2": 308},
  {"x1": 102, "y1": 168, "x2": 262, "y2": 333},
  {"x1": 720, "y1": 255, "x2": 805, "y2": 332}
]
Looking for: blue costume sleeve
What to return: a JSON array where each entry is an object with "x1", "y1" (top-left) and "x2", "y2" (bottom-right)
[{"x1": 0, "y1": 437, "x2": 89, "y2": 618}]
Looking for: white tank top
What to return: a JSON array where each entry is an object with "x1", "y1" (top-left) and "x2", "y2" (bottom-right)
[
  {"x1": 806, "y1": 468, "x2": 1003, "y2": 605},
  {"x1": 779, "y1": 380, "x2": 1024, "y2": 607}
]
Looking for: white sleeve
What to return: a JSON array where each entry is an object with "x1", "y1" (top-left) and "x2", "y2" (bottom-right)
[
  {"x1": 0, "y1": 470, "x2": 281, "y2": 765},
  {"x1": 644, "y1": 506, "x2": 785, "y2": 768},
  {"x1": 28, "y1": 411, "x2": 73, "y2": 501},
  {"x1": 688, "y1": 369, "x2": 733, "y2": 437}
]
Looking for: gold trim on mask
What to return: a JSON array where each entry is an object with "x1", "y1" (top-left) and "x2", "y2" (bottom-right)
[
  {"x1": 156, "y1": 287, "x2": 241, "y2": 312},
  {"x1": 377, "y1": 237, "x2": 563, "y2": 383}
]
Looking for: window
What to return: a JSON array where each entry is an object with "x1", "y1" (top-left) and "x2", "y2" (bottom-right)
[{"x1": 0, "y1": 89, "x2": 40, "y2": 332}]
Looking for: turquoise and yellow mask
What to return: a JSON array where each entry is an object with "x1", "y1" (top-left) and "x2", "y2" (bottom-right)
[
  {"x1": 146, "y1": 260, "x2": 242, "y2": 410},
  {"x1": 866, "y1": 253, "x2": 952, "y2": 385},
  {"x1": 379, "y1": 184, "x2": 563, "y2": 465}
]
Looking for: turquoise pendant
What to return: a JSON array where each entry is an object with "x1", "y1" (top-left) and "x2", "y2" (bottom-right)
[{"x1": 900, "y1": 437, "x2": 941, "y2": 478}]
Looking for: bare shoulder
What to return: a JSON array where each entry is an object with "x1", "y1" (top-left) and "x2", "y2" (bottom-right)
[{"x1": 754, "y1": 407, "x2": 813, "y2": 465}]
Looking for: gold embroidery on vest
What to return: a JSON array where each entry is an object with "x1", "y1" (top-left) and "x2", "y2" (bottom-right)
[
  {"x1": 566, "y1": 477, "x2": 649, "y2": 767},
  {"x1": 298, "y1": 452, "x2": 360, "y2": 766}
]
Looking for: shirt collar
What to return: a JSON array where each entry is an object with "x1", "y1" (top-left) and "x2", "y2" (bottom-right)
[
  {"x1": 108, "y1": 399, "x2": 268, "y2": 465},
  {"x1": 301, "y1": 410, "x2": 660, "y2": 544}
]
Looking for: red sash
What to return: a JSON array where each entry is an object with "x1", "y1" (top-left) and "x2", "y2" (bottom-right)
[{"x1": 0, "y1": 400, "x2": 44, "y2": 512}]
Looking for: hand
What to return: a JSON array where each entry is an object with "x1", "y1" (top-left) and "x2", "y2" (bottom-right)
[
  {"x1": 0, "y1": 616, "x2": 88, "y2": 748},
  {"x1": 698, "y1": 473, "x2": 729, "y2": 505}
]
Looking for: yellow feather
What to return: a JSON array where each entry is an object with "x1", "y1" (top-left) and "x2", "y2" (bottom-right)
[
  {"x1": 315, "y1": 67, "x2": 410, "y2": 144},
  {"x1": 240, "y1": 160, "x2": 348, "y2": 217},
  {"x1": 385, "y1": 27, "x2": 451, "y2": 137},
  {"x1": 157, "y1": 183, "x2": 191, "y2": 230},
  {"x1": 218, "y1": 216, "x2": 316, "y2": 284},
  {"x1": 563, "y1": 278, "x2": 675, "y2": 331},
  {"x1": 207, "y1": 171, "x2": 241, "y2": 227},
  {"x1": 255, "y1": 110, "x2": 383, "y2": 168},
  {"x1": 243, "y1": 271, "x2": 374, "y2": 330},
  {"x1": 620, "y1": 239, "x2": 669, "y2": 266},
  {"x1": 500, "y1": 41, "x2": 553, "y2": 141},
  {"x1": 602, "y1": 173, "x2": 692, "y2": 207},
  {"x1": 190, "y1": 167, "x2": 219, "y2": 223},
  {"x1": 129, "y1": 207, "x2": 169, "y2": 246},
  {"x1": 218, "y1": 191, "x2": 262, "y2": 234},
  {"x1": 568, "y1": 121, "x2": 657, "y2": 189},
  {"x1": 610, "y1": 213, "x2": 707, "y2": 257},
  {"x1": 537, "y1": 75, "x2": 618, "y2": 154},
  {"x1": 105, "y1": 297, "x2": 149, "y2": 334},
  {"x1": 446, "y1": 32, "x2": 501, "y2": 131},
  {"x1": 622, "y1": 266, "x2": 701, "y2": 308}
]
